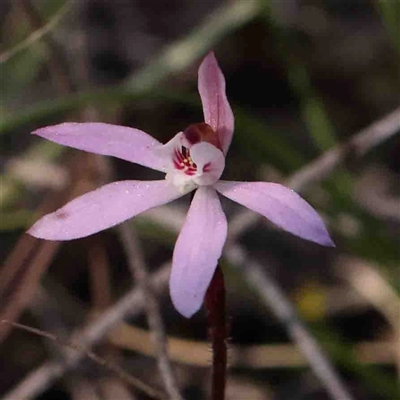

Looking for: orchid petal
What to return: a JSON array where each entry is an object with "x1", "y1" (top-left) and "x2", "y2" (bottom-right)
[
  {"x1": 215, "y1": 181, "x2": 334, "y2": 246},
  {"x1": 28, "y1": 181, "x2": 183, "y2": 240},
  {"x1": 33, "y1": 123, "x2": 165, "y2": 172},
  {"x1": 198, "y1": 52, "x2": 234, "y2": 155},
  {"x1": 170, "y1": 187, "x2": 227, "y2": 318}
]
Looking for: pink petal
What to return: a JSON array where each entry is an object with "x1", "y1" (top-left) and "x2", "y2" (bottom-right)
[
  {"x1": 215, "y1": 181, "x2": 335, "y2": 247},
  {"x1": 33, "y1": 123, "x2": 165, "y2": 171},
  {"x1": 170, "y1": 187, "x2": 227, "y2": 318},
  {"x1": 198, "y1": 52, "x2": 234, "y2": 155},
  {"x1": 28, "y1": 181, "x2": 183, "y2": 240}
]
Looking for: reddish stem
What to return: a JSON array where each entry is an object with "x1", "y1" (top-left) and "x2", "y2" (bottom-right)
[{"x1": 204, "y1": 265, "x2": 227, "y2": 400}]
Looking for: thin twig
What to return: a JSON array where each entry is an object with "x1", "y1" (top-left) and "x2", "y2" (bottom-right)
[
  {"x1": 118, "y1": 224, "x2": 183, "y2": 400},
  {"x1": 287, "y1": 107, "x2": 400, "y2": 191},
  {"x1": 228, "y1": 107, "x2": 400, "y2": 239},
  {"x1": 1, "y1": 0, "x2": 90, "y2": 344},
  {"x1": 17, "y1": 0, "x2": 75, "y2": 94},
  {"x1": 110, "y1": 323, "x2": 396, "y2": 368},
  {"x1": 29, "y1": 287, "x2": 72, "y2": 360},
  {"x1": 335, "y1": 256, "x2": 400, "y2": 379},
  {"x1": 0, "y1": 0, "x2": 73, "y2": 64},
  {"x1": 2, "y1": 264, "x2": 171, "y2": 400},
  {"x1": 225, "y1": 244, "x2": 354, "y2": 400},
  {"x1": 131, "y1": 208, "x2": 354, "y2": 398},
  {"x1": 29, "y1": 287, "x2": 105, "y2": 399},
  {"x1": 0, "y1": 320, "x2": 163, "y2": 400},
  {"x1": 0, "y1": 154, "x2": 101, "y2": 343},
  {"x1": 0, "y1": 236, "x2": 60, "y2": 342},
  {"x1": 86, "y1": 235, "x2": 113, "y2": 313}
]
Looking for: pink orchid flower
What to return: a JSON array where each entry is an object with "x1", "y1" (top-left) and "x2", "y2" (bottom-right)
[{"x1": 28, "y1": 52, "x2": 334, "y2": 318}]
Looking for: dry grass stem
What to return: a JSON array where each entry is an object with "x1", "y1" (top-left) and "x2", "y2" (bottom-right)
[{"x1": 118, "y1": 224, "x2": 183, "y2": 400}]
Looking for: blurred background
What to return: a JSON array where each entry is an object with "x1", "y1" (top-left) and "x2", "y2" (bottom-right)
[{"x1": 0, "y1": 0, "x2": 399, "y2": 399}]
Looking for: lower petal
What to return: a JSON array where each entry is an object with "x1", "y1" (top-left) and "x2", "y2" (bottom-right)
[
  {"x1": 215, "y1": 181, "x2": 334, "y2": 246},
  {"x1": 170, "y1": 187, "x2": 227, "y2": 318},
  {"x1": 28, "y1": 180, "x2": 183, "y2": 240}
]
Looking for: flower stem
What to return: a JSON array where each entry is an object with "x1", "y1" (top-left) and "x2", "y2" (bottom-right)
[{"x1": 205, "y1": 265, "x2": 227, "y2": 400}]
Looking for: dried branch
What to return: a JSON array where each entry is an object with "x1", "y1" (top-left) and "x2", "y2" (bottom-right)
[
  {"x1": 2, "y1": 264, "x2": 171, "y2": 400},
  {"x1": 335, "y1": 256, "x2": 400, "y2": 379},
  {"x1": 229, "y1": 107, "x2": 400, "y2": 239},
  {"x1": 0, "y1": 0, "x2": 72, "y2": 64},
  {"x1": 118, "y1": 224, "x2": 183, "y2": 400},
  {"x1": 110, "y1": 324, "x2": 395, "y2": 368},
  {"x1": 0, "y1": 154, "x2": 99, "y2": 343},
  {"x1": 0, "y1": 320, "x2": 163, "y2": 399},
  {"x1": 0, "y1": 235, "x2": 60, "y2": 343},
  {"x1": 86, "y1": 235, "x2": 113, "y2": 313},
  {"x1": 17, "y1": 0, "x2": 75, "y2": 94},
  {"x1": 1, "y1": 0, "x2": 100, "y2": 343},
  {"x1": 287, "y1": 107, "x2": 400, "y2": 191},
  {"x1": 133, "y1": 207, "x2": 354, "y2": 398},
  {"x1": 225, "y1": 244, "x2": 354, "y2": 400}
]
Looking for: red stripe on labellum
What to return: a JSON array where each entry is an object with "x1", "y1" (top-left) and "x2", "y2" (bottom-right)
[{"x1": 173, "y1": 146, "x2": 198, "y2": 175}]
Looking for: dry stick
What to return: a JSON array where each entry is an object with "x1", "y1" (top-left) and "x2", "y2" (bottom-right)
[
  {"x1": 18, "y1": 0, "x2": 76, "y2": 94},
  {"x1": 204, "y1": 266, "x2": 227, "y2": 400},
  {"x1": 0, "y1": 157, "x2": 105, "y2": 345},
  {"x1": 4, "y1": 0, "x2": 157, "y2": 397},
  {"x1": 28, "y1": 287, "x2": 73, "y2": 361},
  {"x1": 118, "y1": 224, "x2": 183, "y2": 400},
  {"x1": 86, "y1": 234, "x2": 114, "y2": 316},
  {"x1": 0, "y1": 155, "x2": 100, "y2": 343},
  {"x1": 29, "y1": 288, "x2": 109, "y2": 400},
  {"x1": 75, "y1": 17, "x2": 170, "y2": 392},
  {"x1": 335, "y1": 256, "x2": 400, "y2": 380},
  {"x1": 225, "y1": 245, "x2": 354, "y2": 400},
  {"x1": 0, "y1": 320, "x2": 163, "y2": 400},
  {"x1": 110, "y1": 324, "x2": 396, "y2": 368},
  {"x1": 0, "y1": 0, "x2": 72, "y2": 64},
  {"x1": 229, "y1": 107, "x2": 400, "y2": 239},
  {"x1": 138, "y1": 210, "x2": 353, "y2": 398},
  {"x1": 226, "y1": 109, "x2": 400, "y2": 398},
  {"x1": 15, "y1": 3, "x2": 139, "y2": 394},
  {"x1": 0, "y1": 237, "x2": 60, "y2": 343},
  {"x1": 287, "y1": 107, "x2": 400, "y2": 192},
  {"x1": 0, "y1": 0, "x2": 78, "y2": 340},
  {"x1": 2, "y1": 264, "x2": 171, "y2": 400},
  {"x1": 0, "y1": 235, "x2": 45, "y2": 307},
  {"x1": 16, "y1": 3, "x2": 171, "y2": 396}
]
